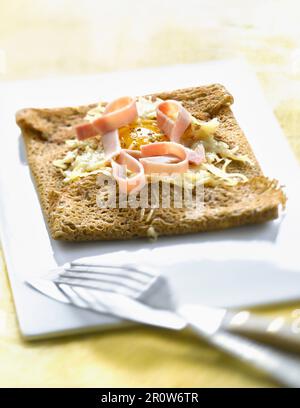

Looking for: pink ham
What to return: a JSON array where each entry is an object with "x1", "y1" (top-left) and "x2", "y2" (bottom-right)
[
  {"x1": 123, "y1": 149, "x2": 142, "y2": 160},
  {"x1": 140, "y1": 142, "x2": 189, "y2": 174},
  {"x1": 140, "y1": 154, "x2": 180, "y2": 164},
  {"x1": 101, "y1": 129, "x2": 121, "y2": 160},
  {"x1": 156, "y1": 100, "x2": 205, "y2": 165},
  {"x1": 111, "y1": 150, "x2": 145, "y2": 194},
  {"x1": 156, "y1": 100, "x2": 191, "y2": 143},
  {"x1": 75, "y1": 122, "x2": 98, "y2": 140},
  {"x1": 75, "y1": 96, "x2": 138, "y2": 141},
  {"x1": 94, "y1": 96, "x2": 138, "y2": 134},
  {"x1": 185, "y1": 143, "x2": 206, "y2": 165}
]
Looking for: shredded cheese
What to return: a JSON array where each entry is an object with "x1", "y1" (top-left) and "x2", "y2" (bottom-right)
[
  {"x1": 140, "y1": 208, "x2": 145, "y2": 221},
  {"x1": 146, "y1": 208, "x2": 155, "y2": 223},
  {"x1": 146, "y1": 225, "x2": 158, "y2": 241},
  {"x1": 53, "y1": 138, "x2": 111, "y2": 182}
]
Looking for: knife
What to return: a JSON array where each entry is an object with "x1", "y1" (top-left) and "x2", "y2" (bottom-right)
[{"x1": 27, "y1": 278, "x2": 70, "y2": 304}]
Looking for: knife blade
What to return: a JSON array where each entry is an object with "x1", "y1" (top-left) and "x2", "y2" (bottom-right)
[
  {"x1": 26, "y1": 278, "x2": 70, "y2": 304},
  {"x1": 26, "y1": 278, "x2": 186, "y2": 330}
]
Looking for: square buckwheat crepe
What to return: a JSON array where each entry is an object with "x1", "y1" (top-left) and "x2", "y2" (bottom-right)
[{"x1": 16, "y1": 84, "x2": 285, "y2": 241}]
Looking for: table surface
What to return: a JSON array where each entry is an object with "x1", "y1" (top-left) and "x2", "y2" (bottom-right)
[{"x1": 1, "y1": 0, "x2": 300, "y2": 388}]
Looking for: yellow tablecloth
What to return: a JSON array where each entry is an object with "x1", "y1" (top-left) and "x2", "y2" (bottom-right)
[{"x1": 1, "y1": 0, "x2": 300, "y2": 387}]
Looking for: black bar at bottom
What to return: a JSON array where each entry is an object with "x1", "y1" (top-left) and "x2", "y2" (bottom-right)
[{"x1": 0, "y1": 387, "x2": 294, "y2": 406}]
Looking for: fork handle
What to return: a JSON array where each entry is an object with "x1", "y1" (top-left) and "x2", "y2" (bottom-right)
[
  {"x1": 222, "y1": 310, "x2": 300, "y2": 353},
  {"x1": 188, "y1": 322, "x2": 300, "y2": 388}
]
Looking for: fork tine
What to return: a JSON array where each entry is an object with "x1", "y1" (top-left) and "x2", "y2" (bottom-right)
[
  {"x1": 55, "y1": 262, "x2": 159, "y2": 300},
  {"x1": 59, "y1": 271, "x2": 148, "y2": 290},
  {"x1": 65, "y1": 266, "x2": 151, "y2": 285},
  {"x1": 54, "y1": 276, "x2": 142, "y2": 298},
  {"x1": 70, "y1": 261, "x2": 157, "y2": 278}
]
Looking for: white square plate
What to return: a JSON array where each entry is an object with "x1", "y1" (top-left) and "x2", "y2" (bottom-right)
[{"x1": 1, "y1": 59, "x2": 300, "y2": 340}]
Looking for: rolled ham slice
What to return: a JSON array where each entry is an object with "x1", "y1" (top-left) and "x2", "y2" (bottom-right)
[
  {"x1": 111, "y1": 150, "x2": 145, "y2": 194},
  {"x1": 156, "y1": 100, "x2": 191, "y2": 143},
  {"x1": 123, "y1": 149, "x2": 142, "y2": 160},
  {"x1": 76, "y1": 96, "x2": 138, "y2": 141},
  {"x1": 94, "y1": 96, "x2": 138, "y2": 134},
  {"x1": 156, "y1": 100, "x2": 205, "y2": 165},
  {"x1": 140, "y1": 154, "x2": 180, "y2": 164},
  {"x1": 101, "y1": 129, "x2": 121, "y2": 160},
  {"x1": 140, "y1": 142, "x2": 188, "y2": 174},
  {"x1": 185, "y1": 143, "x2": 206, "y2": 165},
  {"x1": 75, "y1": 121, "x2": 98, "y2": 140}
]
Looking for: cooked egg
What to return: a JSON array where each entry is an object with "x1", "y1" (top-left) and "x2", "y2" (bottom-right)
[{"x1": 118, "y1": 120, "x2": 167, "y2": 150}]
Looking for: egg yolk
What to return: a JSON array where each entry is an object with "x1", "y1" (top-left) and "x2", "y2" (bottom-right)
[{"x1": 119, "y1": 119, "x2": 168, "y2": 150}]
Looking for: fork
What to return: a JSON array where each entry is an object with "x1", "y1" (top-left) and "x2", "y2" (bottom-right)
[{"x1": 27, "y1": 260, "x2": 300, "y2": 388}]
